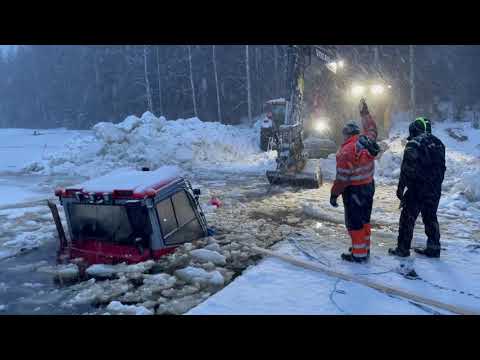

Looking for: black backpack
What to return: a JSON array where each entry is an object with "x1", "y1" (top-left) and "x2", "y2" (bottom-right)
[{"x1": 415, "y1": 134, "x2": 446, "y2": 184}]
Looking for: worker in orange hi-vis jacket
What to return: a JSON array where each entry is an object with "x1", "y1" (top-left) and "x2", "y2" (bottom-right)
[{"x1": 330, "y1": 98, "x2": 380, "y2": 263}]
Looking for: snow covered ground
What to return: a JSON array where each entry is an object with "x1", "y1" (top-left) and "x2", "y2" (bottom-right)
[
  {"x1": 188, "y1": 114, "x2": 480, "y2": 315},
  {"x1": 188, "y1": 235, "x2": 480, "y2": 315},
  {"x1": 0, "y1": 128, "x2": 90, "y2": 207},
  {"x1": 0, "y1": 129, "x2": 86, "y2": 260},
  {"x1": 187, "y1": 175, "x2": 480, "y2": 315},
  {"x1": 1, "y1": 112, "x2": 480, "y2": 315},
  {"x1": 0, "y1": 128, "x2": 89, "y2": 173}
]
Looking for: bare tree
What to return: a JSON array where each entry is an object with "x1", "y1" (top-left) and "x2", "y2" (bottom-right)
[
  {"x1": 212, "y1": 45, "x2": 222, "y2": 122},
  {"x1": 187, "y1": 45, "x2": 198, "y2": 117},
  {"x1": 410, "y1": 45, "x2": 415, "y2": 118},
  {"x1": 143, "y1": 45, "x2": 153, "y2": 112},
  {"x1": 156, "y1": 46, "x2": 163, "y2": 115},
  {"x1": 273, "y1": 45, "x2": 278, "y2": 95},
  {"x1": 246, "y1": 45, "x2": 252, "y2": 122}
]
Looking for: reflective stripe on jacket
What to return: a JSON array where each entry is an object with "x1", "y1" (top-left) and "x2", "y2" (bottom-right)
[{"x1": 331, "y1": 113, "x2": 378, "y2": 197}]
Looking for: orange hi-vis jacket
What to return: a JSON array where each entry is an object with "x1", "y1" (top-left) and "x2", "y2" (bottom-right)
[{"x1": 331, "y1": 113, "x2": 378, "y2": 197}]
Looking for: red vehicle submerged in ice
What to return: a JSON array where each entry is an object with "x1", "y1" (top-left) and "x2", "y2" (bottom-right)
[{"x1": 53, "y1": 166, "x2": 208, "y2": 265}]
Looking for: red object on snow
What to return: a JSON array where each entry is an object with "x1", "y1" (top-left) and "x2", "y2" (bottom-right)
[{"x1": 208, "y1": 197, "x2": 222, "y2": 208}]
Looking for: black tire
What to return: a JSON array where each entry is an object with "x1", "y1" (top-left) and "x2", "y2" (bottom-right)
[{"x1": 260, "y1": 127, "x2": 272, "y2": 151}]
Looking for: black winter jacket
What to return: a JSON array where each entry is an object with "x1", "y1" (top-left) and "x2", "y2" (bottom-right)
[{"x1": 398, "y1": 133, "x2": 446, "y2": 201}]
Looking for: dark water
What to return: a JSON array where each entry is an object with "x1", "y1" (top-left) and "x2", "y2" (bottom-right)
[
  {"x1": 0, "y1": 173, "x2": 93, "y2": 314},
  {"x1": 0, "y1": 239, "x2": 95, "y2": 315}
]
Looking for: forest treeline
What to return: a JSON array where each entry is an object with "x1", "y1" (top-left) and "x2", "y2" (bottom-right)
[{"x1": 0, "y1": 45, "x2": 478, "y2": 129}]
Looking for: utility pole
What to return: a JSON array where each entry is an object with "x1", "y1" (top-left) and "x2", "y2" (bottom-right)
[{"x1": 410, "y1": 45, "x2": 416, "y2": 118}]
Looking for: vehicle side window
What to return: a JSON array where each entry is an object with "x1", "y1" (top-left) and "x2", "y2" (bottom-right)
[
  {"x1": 155, "y1": 198, "x2": 177, "y2": 236},
  {"x1": 172, "y1": 191, "x2": 196, "y2": 226},
  {"x1": 164, "y1": 218, "x2": 204, "y2": 246},
  {"x1": 156, "y1": 190, "x2": 205, "y2": 245}
]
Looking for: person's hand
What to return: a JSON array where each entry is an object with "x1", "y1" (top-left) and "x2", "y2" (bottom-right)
[
  {"x1": 330, "y1": 194, "x2": 338, "y2": 207},
  {"x1": 359, "y1": 98, "x2": 369, "y2": 116},
  {"x1": 396, "y1": 186, "x2": 404, "y2": 201}
]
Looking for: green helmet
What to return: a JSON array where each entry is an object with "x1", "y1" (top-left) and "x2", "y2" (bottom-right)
[
  {"x1": 415, "y1": 117, "x2": 431, "y2": 134},
  {"x1": 408, "y1": 117, "x2": 431, "y2": 140}
]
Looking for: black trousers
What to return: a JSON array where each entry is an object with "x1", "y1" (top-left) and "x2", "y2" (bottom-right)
[
  {"x1": 397, "y1": 190, "x2": 441, "y2": 253},
  {"x1": 342, "y1": 181, "x2": 375, "y2": 231}
]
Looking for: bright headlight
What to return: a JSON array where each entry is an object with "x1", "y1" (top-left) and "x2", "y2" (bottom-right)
[
  {"x1": 313, "y1": 118, "x2": 330, "y2": 133},
  {"x1": 326, "y1": 62, "x2": 338, "y2": 73},
  {"x1": 370, "y1": 84, "x2": 385, "y2": 95},
  {"x1": 351, "y1": 84, "x2": 366, "y2": 97}
]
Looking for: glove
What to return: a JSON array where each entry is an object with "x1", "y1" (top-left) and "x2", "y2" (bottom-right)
[
  {"x1": 330, "y1": 194, "x2": 339, "y2": 208},
  {"x1": 396, "y1": 186, "x2": 405, "y2": 201},
  {"x1": 359, "y1": 98, "x2": 369, "y2": 116},
  {"x1": 358, "y1": 135, "x2": 380, "y2": 157}
]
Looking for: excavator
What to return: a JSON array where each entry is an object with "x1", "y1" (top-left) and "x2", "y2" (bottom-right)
[
  {"x1": 264, "y1": 45, "x2": 393, "y2": 189},
  {"x1": 265, "y1": 45, "x2": 341, "y2": 188}
]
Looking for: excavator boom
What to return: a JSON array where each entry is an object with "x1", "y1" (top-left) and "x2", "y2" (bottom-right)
[{"x1": 266, "y1": 45, "x2": 338, "y2": 188}]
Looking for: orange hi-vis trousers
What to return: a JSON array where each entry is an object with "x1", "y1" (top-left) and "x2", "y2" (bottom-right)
[{"x1": 349, "y1": 228, "x2": 369, "y2": 258}]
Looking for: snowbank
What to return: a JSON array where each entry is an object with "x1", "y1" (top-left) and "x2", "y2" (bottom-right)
[
  {"x1": 106, "y1": 301, "x2": 153, "y2": 315},
  {"x1": 174, "y1": 266, "x2": 225, "y2": 287},
  {"x1": 453, "y1": 169, "x2": 480, "y2": 202},
  {"x1": 25, "y1": 112, "x2": 276, "y2": 179},
  {"x1": 85, "y1": 261, "x2": 156, "y2": 279},
  {"x1": 190, "y1": 249, "x2": 226, "y2": 266},
  {"x1": 375, "y1": 115, "x2": 480, "y2": 204}
]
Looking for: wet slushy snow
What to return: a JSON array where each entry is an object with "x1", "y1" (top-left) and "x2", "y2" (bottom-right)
[{"x1": 1, "y1": 113, "x2": 480, "y2": 315}]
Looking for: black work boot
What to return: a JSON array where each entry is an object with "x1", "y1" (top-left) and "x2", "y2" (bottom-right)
[
  {"x1": 388, "y1": 247, "x2": 410, "y2": 257},
  {"x1": 341, "y1": 253, "x2": 368, "y2": 263},
  {"x1": 348, "y1": 247, "x2": 370, "y2": 257},
  {"x1": 414, "y1": 247, "x2": 440, "y2": 258}
]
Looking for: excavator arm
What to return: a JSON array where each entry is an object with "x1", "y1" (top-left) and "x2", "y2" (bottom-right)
[{"x1": 266, "y1": 45, "x2": 339, "y2": 188}]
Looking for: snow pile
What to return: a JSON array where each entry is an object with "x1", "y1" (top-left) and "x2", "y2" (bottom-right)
[
  {"x1": 453, "y1": 169, "x2": 480, "y2": 202},
  {"x1": 85, "y1": 261, "x2": 156, "y2": 279},
  {"x1": 174, "y1": 266, "x2": 225, "y2": 287},
  {"x1": 142, "y1": 273, "x2": 177, "y2": 289},
  {"x1": 318, "y1": 154, "x2": 337, "y2": 181},
  {"x1": 37, "y1": 264, "x2": 80, "y2": 283},
  {"x1": 190, "y1": 249, "x2": 227, "y2": 266},
  {"x1": 25, "y1": 112, "x2": 276, "y2": 179},
  {"x1": 106, "y1": 301, "x2": 153, "y2": 315}
]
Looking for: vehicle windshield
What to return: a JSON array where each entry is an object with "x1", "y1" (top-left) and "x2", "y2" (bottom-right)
[
  {"x1": 270, "y1": 104, "x2": 286, "y2": 126},
  {"x1": 68, "y1": 203, "x2": 152, "y2": 245}
]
